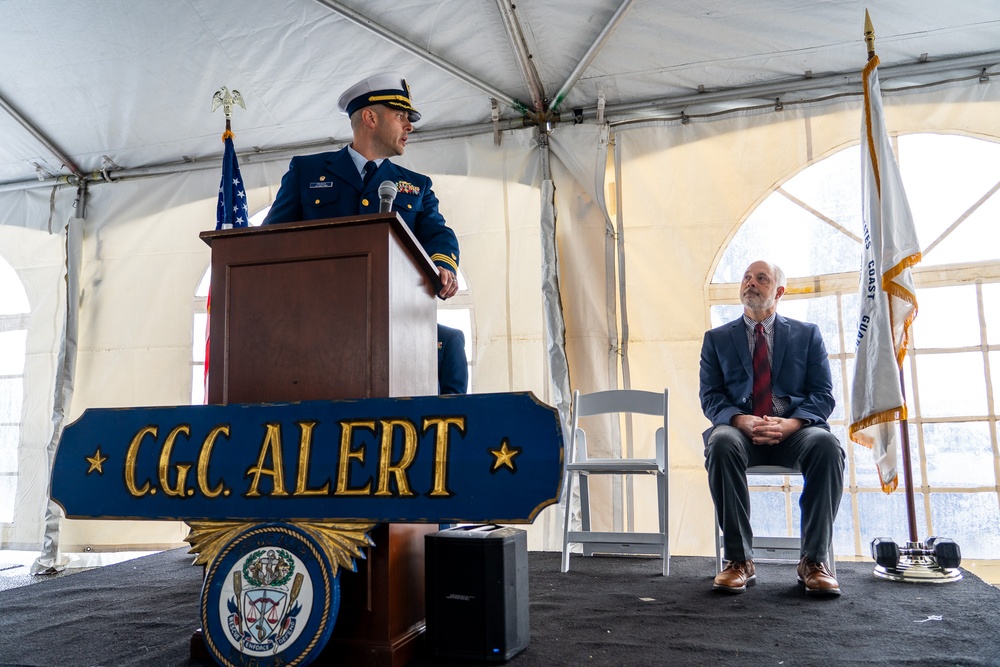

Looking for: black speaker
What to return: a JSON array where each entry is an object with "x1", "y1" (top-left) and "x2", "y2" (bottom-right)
[{"x1": 425, "y1": 525, "x2": 530, "y2": 662}]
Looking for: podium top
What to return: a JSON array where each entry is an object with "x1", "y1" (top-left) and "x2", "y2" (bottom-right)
[{"x1": 199, "y1": 212, "x2": 441, "y2": 290}]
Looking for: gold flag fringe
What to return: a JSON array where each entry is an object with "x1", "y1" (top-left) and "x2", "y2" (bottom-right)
[
  {"x1": 884, "y1": 252, "x2": 921, "y2": 367},
  {"x1": 849, "y1": 406, "x2": 905, "y2": 494},
  {"x1": 862, "y1": 55, "x2": 881, "y2": 194}
]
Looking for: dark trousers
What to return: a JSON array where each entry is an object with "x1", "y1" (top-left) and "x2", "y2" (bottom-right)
[{"x1": 704, "y1": 424, "x2": 845, "y2": 563}]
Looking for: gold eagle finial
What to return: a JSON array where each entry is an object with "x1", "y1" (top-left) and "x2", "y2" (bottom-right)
[{"x1": 211, "y1": 86, "x2": 246, "y2": 119}]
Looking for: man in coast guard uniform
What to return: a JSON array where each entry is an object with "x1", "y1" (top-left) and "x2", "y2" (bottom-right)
[
  {"x1": 437, "y1": 324, "x2": 468, "y2": 394},
  {"x1": 263, "y1": 73, "x2": 460, "y2": 299}
]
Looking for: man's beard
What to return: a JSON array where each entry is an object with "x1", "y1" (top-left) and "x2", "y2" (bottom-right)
[{"x1": 741, "y1": 289, "x2": 774, "y2": 311}]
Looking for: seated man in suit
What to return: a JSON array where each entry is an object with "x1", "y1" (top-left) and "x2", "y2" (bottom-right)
[
  {"x1": 437, "y1": 323, "x2": 468, "y2": 395},
  {"x1": 699, "y1": 260, "x2": 845, "y2": 596},
  {"x1": 263, "y1": 73, "x2": 460, "y2": 300}
]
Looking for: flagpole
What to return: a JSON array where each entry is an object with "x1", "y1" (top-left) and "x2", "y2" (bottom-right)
[
  {"x1": 896, "y1": 383, "x2": 919, "y2": 542},
  {"x1": 864, "y1": 9, "x2": 876, "y2": 62},
  {"x1": 861, "y1": 11, "x2": 960, "y2": 581},
  {"x1": 206, "y1": 86, "x2": 250, "y2": 403},
  {"x1": 865, "y1": 8, "x2": 920, "y2": 546}
]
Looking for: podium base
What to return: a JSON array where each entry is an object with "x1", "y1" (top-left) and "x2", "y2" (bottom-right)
[{"x1": 191, "y1": 628, "x2": 208, "y2": 661}]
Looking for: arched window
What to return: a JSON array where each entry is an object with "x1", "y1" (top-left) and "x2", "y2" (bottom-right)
[
  {"x1": 0, "y1": 259, "x2": 29, "y2": 523},
  {"x1": 191, "y1": 207, "x2": 475, "y2": 401},
  {"x1": 709, "y1": 133, "x2": 1000, "y2": 559}
]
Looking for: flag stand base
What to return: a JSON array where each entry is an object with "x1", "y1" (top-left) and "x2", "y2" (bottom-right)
[{"x1": 872, "y1": 541, "x2": 963, "y2": 583}]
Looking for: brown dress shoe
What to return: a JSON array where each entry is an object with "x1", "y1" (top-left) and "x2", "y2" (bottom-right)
[
  {"x1": 797, "y1": 557, "x2": 841, "y2": 596},
  {"x1": 713, "y1": 559, "x2": 756, "y2": 593}
]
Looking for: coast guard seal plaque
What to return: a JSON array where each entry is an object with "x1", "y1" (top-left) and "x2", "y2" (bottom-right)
[{"x1": 200, "y1": 522, "x2": 339, "y2": 666}]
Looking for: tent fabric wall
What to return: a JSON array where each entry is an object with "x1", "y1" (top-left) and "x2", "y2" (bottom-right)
[
  {"x1": 2, "y1": 74, "x2": 999, "y2": 559},
  {"x1": 0, "y1": 209, "x2": 66, "y2": 550}
]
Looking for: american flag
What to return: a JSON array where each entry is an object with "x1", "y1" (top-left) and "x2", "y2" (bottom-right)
[
  {"x1": 207, "y1": 128, "x2": 249, "y2": 401},
  {"x1": 216, "y1": 129, "x2": 249, "y2": 229}
]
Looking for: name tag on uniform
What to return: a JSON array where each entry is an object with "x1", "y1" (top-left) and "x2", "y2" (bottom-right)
[{"x1": 309, "y1": 182, "x2": 333, "y2": 188}]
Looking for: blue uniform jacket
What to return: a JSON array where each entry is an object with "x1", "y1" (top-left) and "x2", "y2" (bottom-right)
[
  {"x1": 437, "y1": 324, "x2": 468, "y2": 395},
  {"x1": 263, "y1": 147, "x2": 460, "y2": 274},
  {"x1": 699, "y1": 313, "x2": 835, "y2": 442}
]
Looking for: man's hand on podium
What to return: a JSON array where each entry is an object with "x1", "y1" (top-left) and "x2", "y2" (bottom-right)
[{"x1": 438, "y1": 267, "x2": 458, "y2": 300}]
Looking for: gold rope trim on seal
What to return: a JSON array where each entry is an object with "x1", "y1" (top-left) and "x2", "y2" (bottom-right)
[{"x1": 198, "y1": 523, "x2": 332, "y2": 667}]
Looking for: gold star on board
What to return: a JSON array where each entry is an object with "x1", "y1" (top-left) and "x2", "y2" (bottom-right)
[
  {"x1": 86, "y1": 447, "x2": 107, "y2": 474},
  {"x1": 489, "y1": 439, "x2": 521, "y2": 472}
]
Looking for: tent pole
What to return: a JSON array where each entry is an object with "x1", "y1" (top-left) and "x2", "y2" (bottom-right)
[
  {"x1": 549, "y1": 0, "x2": 637, "y2": 112},
  {"x1": 0, "y1": 90, "x2": 83, "y2": 181},
  {"x1": 537, "y1": 125, "x2": 572, "y2": 451},
  {"x1": 313, "y1": 0, "x2": 529, "y2": 114},
  {"x1": 33, "y1": 205, "x2": 84, "y2": 573},
  {"x1": 1, "y1": 51, "x2": 998, "y2": 195},
  {"x1": 599, "y1": 51, "x2": 1000, "y2": 119},
  {"x1": 612, "y1": 133, "x2": 638, "y2": 532},
  {"x1": 494, "y1": 0, "x2": 546, "y2": 112}
]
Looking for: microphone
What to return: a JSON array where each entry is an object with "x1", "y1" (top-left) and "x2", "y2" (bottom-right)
[{"x1": 378, "y1": 180, "x2": 398, "y2": 213}]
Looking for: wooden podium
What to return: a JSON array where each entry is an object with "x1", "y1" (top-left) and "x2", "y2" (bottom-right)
[{"x1": 199, "y1": 213, "x2": 441, "y2": 666}]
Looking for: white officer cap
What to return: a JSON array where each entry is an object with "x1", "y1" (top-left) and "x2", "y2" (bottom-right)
[{"x1": 337, "y1": 73, "x2": 421, "y2": 122}]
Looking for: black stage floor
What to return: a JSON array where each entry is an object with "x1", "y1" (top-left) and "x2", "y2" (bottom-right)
[{"x1": 1, "y1": 548, "x2": 998, "y2": 666}]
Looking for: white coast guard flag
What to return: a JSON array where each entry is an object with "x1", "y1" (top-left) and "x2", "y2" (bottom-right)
[{"x1": 849, "y1": 56, "x2": 921, "y2": 494}]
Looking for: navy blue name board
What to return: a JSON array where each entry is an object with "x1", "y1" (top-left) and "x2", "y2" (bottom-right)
[{"x1": 52, "y1": 392, "x2": 563, "y2": 524}]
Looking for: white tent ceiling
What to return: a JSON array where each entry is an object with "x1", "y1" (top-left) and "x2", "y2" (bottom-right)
[{"x1": 2, "y1": 0, "x2": 998, "y2": 190}]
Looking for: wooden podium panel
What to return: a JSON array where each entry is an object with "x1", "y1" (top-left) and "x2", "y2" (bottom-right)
[
  {"x1": 199, "y1": 214, "x2": 440, "y2": 665},
  {"x1": 328, "y1": 523, "x2": 435, "y2": 667},
  {"x1": 202, "y1": 214, "x2": 439, "y2": 403}
]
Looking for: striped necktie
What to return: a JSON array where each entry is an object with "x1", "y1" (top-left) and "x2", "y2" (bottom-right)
[{"x1": 752, "y1": 322, "x2": 773, "y2": 417}]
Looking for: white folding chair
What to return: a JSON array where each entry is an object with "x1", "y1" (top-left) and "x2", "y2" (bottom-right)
[
  {"x1": 561, "y1": 389, "x2": 669, "y2": 575},
  {"x1": 714, "y1": 465, "x2": 836, "y2": 576}
]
